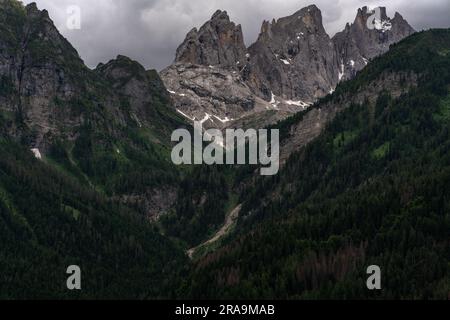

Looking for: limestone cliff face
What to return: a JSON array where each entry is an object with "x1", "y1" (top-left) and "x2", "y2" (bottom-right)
[
  {"x1": 0, "y1": 1, "x2": 90, "y2": 148},
  {"x1": 160, "y1": 63, "x2": 271, "y2": 130},
  {"x1": 0, "y1": 0, "x2": 423, "y2": 221},
  {"x1": 244, "y1": 5, "x2": 339, "y2": 102},
  {"x1": 175, "y1": 10, "x2": 248, "y2": 69}
]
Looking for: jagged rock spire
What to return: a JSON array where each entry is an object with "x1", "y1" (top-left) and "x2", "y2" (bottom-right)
[{"x1": 174, "y1": 10, "x2": 247, "y2": 69}]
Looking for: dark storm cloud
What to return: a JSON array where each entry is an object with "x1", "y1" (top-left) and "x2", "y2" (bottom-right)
[{"x1": 23, "y1": 0, "x2": 450, "y2": 70}]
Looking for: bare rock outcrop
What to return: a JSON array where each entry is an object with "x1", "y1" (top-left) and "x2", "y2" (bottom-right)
[
  {"x1": 244, "y1": 5, "x2": 339, "y2": 102},
  {"x1": 333, "y1": 6, "x2": 416, "y2": 81}
]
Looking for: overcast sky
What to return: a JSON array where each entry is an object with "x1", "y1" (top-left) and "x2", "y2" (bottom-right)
[{"x1": 22, "y1": 0, "x2": 450, "y2": 70}]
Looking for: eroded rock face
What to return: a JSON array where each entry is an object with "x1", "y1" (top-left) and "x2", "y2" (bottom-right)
[
  {"x1": 162, "y1": 5, "x2": 416, "y2": 129},
  {"x1": 244, "y1": 5, "x2": 339, "y2": 102},
  {"x1": 160, "y1": 63, "x2": 271, "y2": 129},
  {"x1": 280, "y1": 71, "x2": 419, "y2": 163},
  {"x1": 175, "y1": 10, "x2": 248, "y2": 70},
  {"x1": 333, "y1": 6, "x2": 416, "y2": 81}
]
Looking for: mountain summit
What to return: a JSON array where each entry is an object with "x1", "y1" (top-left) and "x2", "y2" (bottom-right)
[
  {"x1": 244, "y1": 4, "x2": 338, "y2": 102},
  {"x1": 161, "y1": 5, "x2": 416, "y2": 128},
  {"x1": 333, "y1": 6, "x2": 415, "y2": 80}
]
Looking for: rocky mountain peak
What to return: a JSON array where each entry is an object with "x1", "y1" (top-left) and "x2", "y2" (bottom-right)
[
  {"x1": 211, "y1": 9, "x2": 229, "y2": 21},
  {"x1": 174, "y1": 9, "x2": 247, "y2": 69},
  {"x1": 356, "y1": 6, "x2": 388, "y2": 19},
  {"x1": 246, "y1": 5, "x2": 337, "y2": 102},
  {"x1": 391, "y1": 11, "x2": 417, "y2": 36},
  {"x1": 96, "y1": 54, "x2": 168, "y2": 94},
  {"x1": 332, "y1": 6, "x2": 415, "y2": 81},
  {"x1": 162, "y1": 4, "x2": 416, "y2": 131},
  {"x1": 95, "y1": 55, "x2": 171, "y2": 129},
  {"x1": 0, "y1": 0, "x2": 92, "y2": 150},
  {"x1": 97, "y1": 54, "x2": 167, "y2": 93}
]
